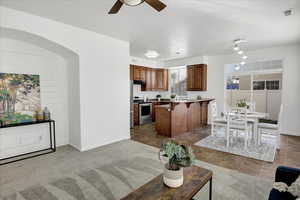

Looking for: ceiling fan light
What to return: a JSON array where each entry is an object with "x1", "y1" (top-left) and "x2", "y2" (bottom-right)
[
  {"x1": 240, "y1": 61, "x2": 246, "y2": 65},
  {"x1": 121, "y1": 0, "x2": 144, "y2": 6},
  {"x1": 242, "y1": 55, "x2": 248, "y2": 59}
]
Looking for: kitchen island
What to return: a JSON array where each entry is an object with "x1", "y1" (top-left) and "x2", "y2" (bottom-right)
[{"x1": 155, "y1": 99, "x2": 214, "y2": 137}]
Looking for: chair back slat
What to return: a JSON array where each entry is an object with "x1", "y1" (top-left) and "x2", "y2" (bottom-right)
[
  {"x1": 210, "y1": 101, "x2": 218, "y2": 119},
  {"x1": 228, "y1": 107, "x2": 248, "y2": 129}
]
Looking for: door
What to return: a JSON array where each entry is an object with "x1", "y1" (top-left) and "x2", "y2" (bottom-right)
[
  {"x1": 151, "y1": 69, "x2": 157, "y2": 90},
  {"x1": 187, "y1": 66, "x2": 195, "y2": 90},
  {"x1": 194, "y1": 66, "x2": 202, "y2": 90},
  {"x1": 156, "y1": 69, "x2": 164, "y2": 90},
  {"x1": 145, "y1": 67, "x2": 152, "y2": 91},
  {"x1": 162, "y1": 69, "x2": 168, "y2": 90}
]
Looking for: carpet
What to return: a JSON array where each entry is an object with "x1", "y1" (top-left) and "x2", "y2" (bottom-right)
[
  {"x1": 0, "y1": 140, "x2": 272, "y2": 200},
  {"x1": 194, "y1": 132, "x2": 276, "y2": 162}
]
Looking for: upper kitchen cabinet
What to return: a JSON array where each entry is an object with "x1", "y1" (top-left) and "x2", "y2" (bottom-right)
[
  {"x1": 130, "y1": 65, "x2": 145, "y2": 81},
  {"x1": 145, "y1": 67, "x2": 152, "y2": 91},
  {"x1": 156, "y1": 69, "x2": 168, "y2": 91},
  {"x1": 151, "y1": 68, "x2": 157, "y2": 90},
  {"x1": 187, "y1": 64, "x2": 207, "y2": 91},
  {"x1": 130, "y1": 65, "x2": 168, "y2": 91}
]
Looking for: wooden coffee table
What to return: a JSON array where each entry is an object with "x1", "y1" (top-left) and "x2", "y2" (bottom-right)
[{"x1": 121, "y1": 165, "x2": 213, "y2": 200}]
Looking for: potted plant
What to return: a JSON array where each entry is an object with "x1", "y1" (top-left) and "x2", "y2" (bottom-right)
[
  {"x1": 156, "y1": 94, "x2": 162, "y2": 101},
  {"x1": 236, "y1": 99, "x2": 248, "y2": 108},
  {"x1": 170, "y1": 94, "x2": 176, "y2": 99},
  {"x1": 159, "y1": 140, "x2": 195, "y2": 188}
]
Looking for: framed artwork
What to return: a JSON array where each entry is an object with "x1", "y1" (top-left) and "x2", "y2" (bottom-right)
[{"x1": 0, "y1": 73, "x2": 41, "y2": 125}]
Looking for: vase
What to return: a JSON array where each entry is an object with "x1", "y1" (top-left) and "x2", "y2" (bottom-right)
[{"x1": 163, "y1": 165, "x2": 183, "y2": 188}]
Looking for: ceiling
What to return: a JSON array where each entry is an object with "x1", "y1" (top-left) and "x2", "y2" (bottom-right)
[{"x1": 1, "y1": 0, "x2": 300, "y2": 60}]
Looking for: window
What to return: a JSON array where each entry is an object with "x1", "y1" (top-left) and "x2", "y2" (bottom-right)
[
  {"x1": 169, "y1": 67, "x2": 187, "y2": 96},
  {"x1": 266, "y1": 80, "x2": 279, "y2": 90},
  {"x1": 226, "y1": 77, "x2": 239, "y2": 90},
  {"x1": 253, "y1": 81, "x2": 265, "y2": 90},
  {"x1": 253, "y1": 80, "x2": 280, "y2": 90}
]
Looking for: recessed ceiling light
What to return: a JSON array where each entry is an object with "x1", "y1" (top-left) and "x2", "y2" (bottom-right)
[
  {"x1": 284, "y1": 9, "x2": 293, "y2": 16},
  {"x1": 240, "y1": 61, "x2": 246, "y2": 65},
  {"x1": 242, "y1": 55, "x2": 248, "y2": 59},
  {"x1": 233, "y1": 45, "x2": 239, "y2": 51},
  {"x1": 145, "y1": 50, "x2": 159, "y2": 58},
  {"x1": 237, "y1": 50, "x2": 244, "y2": 55}
]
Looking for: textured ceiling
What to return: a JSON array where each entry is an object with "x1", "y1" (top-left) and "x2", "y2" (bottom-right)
[{"x1": 1, "y1": 0, "x2": 300, "y2": 60}]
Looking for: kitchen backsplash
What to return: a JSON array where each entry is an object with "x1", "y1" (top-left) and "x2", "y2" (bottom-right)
[
  {"x1": 133, "y1": 84, "x2": 170, "y2": 99},
  {"x1": 132, "y1": 84, "x2": 212, "y2": 100}
]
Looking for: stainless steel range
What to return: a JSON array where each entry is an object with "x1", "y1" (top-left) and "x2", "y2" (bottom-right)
[{"x1": 139, "y1": 103, "x2": 152, "y2": 125}]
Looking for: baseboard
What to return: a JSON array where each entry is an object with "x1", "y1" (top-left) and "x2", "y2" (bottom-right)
[
  {"x1": 280, "y1": 130, "x2": 300, "y2": 136},
  {"x1": 80, "y1": 136, "x2": 131, "y2": 152}
]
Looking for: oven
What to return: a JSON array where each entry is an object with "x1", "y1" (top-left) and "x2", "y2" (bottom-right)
[{"x1": 139, "y1": 103, "x2": 152, "y2": 125}]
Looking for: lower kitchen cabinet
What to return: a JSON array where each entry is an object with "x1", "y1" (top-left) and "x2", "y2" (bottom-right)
[{"x1": 133, "y1": 103, "x2": 139, "y2": 126}]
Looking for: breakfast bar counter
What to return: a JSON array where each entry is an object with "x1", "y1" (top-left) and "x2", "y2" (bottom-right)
[{"x1": 155, "y1": 98, "x2": 214, "y2": 137}]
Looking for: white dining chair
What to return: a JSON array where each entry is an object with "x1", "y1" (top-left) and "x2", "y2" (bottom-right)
[
  {"x1": 246, "y1": 101, "x2": 256, "y2": 112},
  {"x1": 258, "y1": 104, "x2": 283, "y2": 149},
  {"x1": 226, "y1": 107, "x2": 251, "y2": 150},
  {"x1": 210, "y1": 101, "x2": 227, "y2": 137}
]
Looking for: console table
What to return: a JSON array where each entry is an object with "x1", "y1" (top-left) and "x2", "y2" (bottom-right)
[
  {"x1": 0, "y1": 120, "x2": 56, "y2": 165},
  {"x1": 121, "y1": 166, "x2": 213, "y2": 200}
]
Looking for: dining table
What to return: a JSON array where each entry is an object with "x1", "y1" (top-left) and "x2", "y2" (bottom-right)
[{"x1": 228, "y1": 111, "x2": 269, "y2": 146}]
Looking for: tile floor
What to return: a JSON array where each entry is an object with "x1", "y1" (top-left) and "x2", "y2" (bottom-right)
[{"x1": 130, "y1": 123, "x2": 300, "y2": 180}]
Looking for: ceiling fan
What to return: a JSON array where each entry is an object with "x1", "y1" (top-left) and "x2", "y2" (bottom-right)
[{"x1": 108, "y1": 0, "x2": 167, "y2": 14}]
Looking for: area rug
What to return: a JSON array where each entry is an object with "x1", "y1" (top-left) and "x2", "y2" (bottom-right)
[
  {"x1": 0, "y1": 140, "x2": 272, "y2": 200},
  {"x1": 195, "y1": 132, "x2": 276, "y2": 162}
]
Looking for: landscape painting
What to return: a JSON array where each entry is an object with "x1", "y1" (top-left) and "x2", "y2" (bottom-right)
[{"x1": 0, "y1": 73, "x2": 41, "y2": 125}]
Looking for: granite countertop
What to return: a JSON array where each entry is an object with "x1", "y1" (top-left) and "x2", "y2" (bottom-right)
[
  {"x1": 153, "y1": 98, "x2": 214, "y2": 104},
  {"x1": 134, "y1": 98, "x2": 214, "y2": 104}
]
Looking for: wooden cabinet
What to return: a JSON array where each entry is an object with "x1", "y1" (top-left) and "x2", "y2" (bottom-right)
[
  {"x1": 133, "y1": 103, "x2": 140, "y2": 125},
  {"x1": 156, "y1": 69, "x2": 168, "y2": 91},
  {"x1": 145, "y1": 67, "x2": 152, "y2": 91},
  {"x1": 130, "y1": 65, "x2": 168, "y2": 91},
  {"x1": 151, "y1": 68, "x2": 157, "y2": 90},
  {"x1": 152, "y1": 102, "x2": 169, "y2": 122},
  {"x1": 130, "y1": 65, "x2": 145, "y2": 81},
  {"x1": 187, "y1": 64, "x2": 207, "y2": 91}
]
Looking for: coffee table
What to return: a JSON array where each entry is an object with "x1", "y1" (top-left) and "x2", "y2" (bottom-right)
[{"x1": 121, "y1": 165, "x2": 213, "y2": 200}]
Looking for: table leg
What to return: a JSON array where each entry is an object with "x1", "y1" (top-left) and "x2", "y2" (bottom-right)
[
  {"x1": 209, "y1": 177, "x2": 212, "y2": 200},
  {"x1": 254, "y1": 119, "x2": 258, "y2": 146}
]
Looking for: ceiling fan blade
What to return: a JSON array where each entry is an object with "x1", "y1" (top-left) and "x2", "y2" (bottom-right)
[
  {"x1": 144, "y1": 0, "x2": 166, "y2": 12},
  {"x1": 108, "y1": 0, "x2": 123, "y2": 14}
]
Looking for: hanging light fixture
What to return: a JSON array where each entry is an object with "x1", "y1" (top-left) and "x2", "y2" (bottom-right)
[
  {"x1": 232, "y1": 39, "x2": 248, "y2": 71},
  {"x1": 235, "y1": 65, "x2": 241, "y2": 71},
  {"x1": 233, "y1": 44, "x2": 239, "y2": 51}
]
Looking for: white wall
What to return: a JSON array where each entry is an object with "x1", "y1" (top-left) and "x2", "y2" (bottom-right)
[
  {"x1": 164, "y1": 56, "x2": 204, "y2": 67},
  {"x1": 131, "y1": 56, "x2": 164, "y2": 68},
  {"x1": 165, "y1": 55, "x2": 216, "y2": 99},
  {"x1": 1, "y1": 6, "x2": 131, "y2": 151},
  {"x1": 205, "y1": 45, "x2": 300, "y2": 136},
  {"x1": 0, "y1": 38, "x2": 69, "y2": 158}
]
